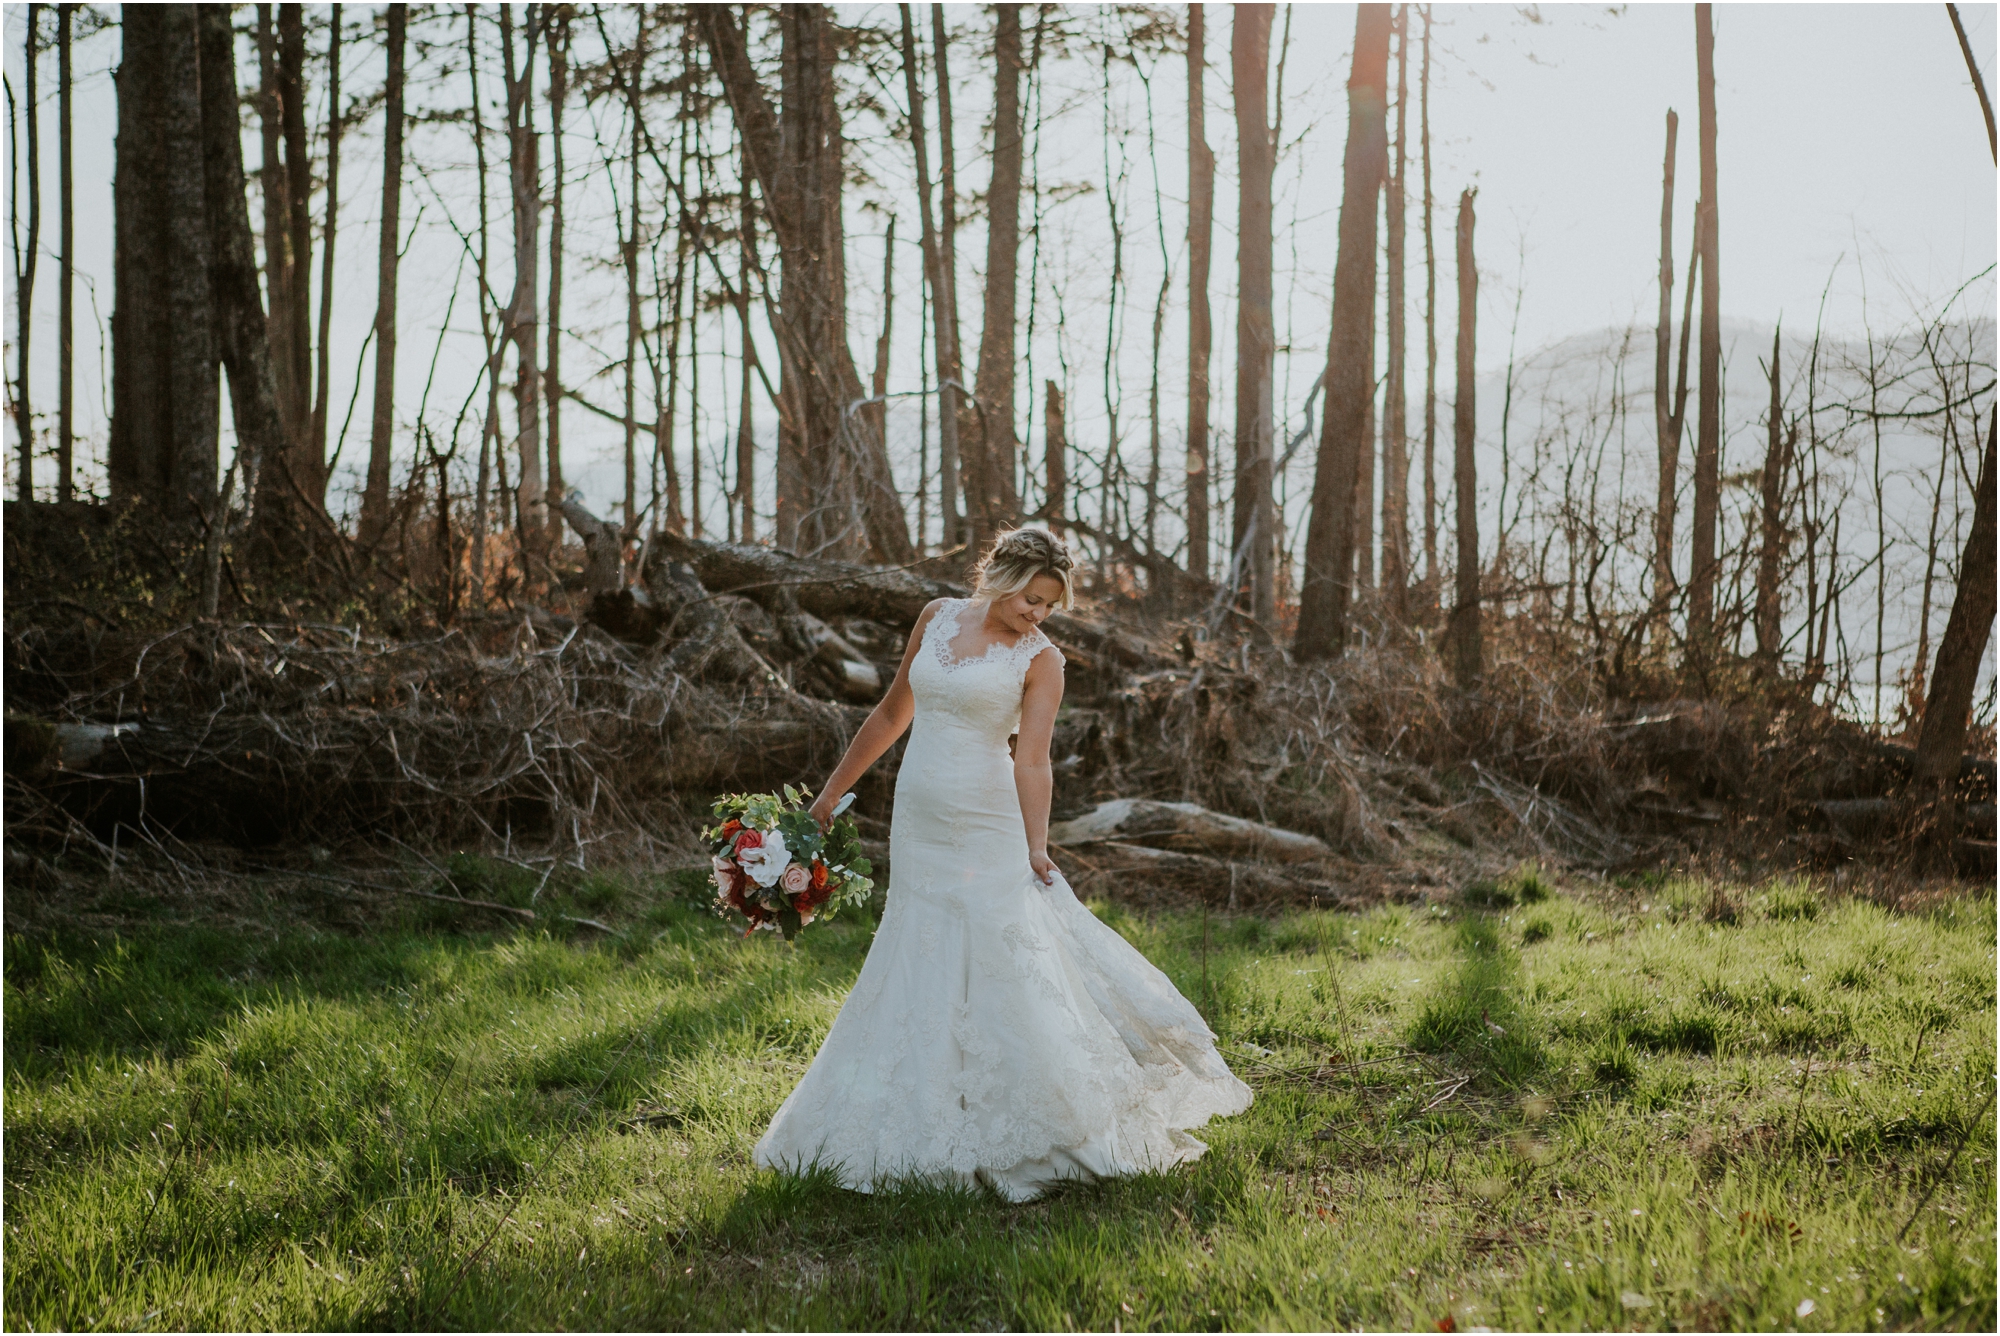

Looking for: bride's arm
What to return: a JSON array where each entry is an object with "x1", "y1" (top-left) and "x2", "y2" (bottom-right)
[
  {"x1": 807, "y1": 600, "x2": 945, "y2": 828},
  {"x1": 1015, "y1": 648, "x2": 1067, "y2": 885}
]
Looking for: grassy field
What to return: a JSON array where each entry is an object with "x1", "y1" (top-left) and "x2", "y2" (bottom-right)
[{"x1": 4, "y1": 863, "x2": 1993, "y2": 1332}]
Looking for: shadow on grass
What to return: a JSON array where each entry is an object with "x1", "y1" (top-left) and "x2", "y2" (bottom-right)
[{"x1": 1405, "y1": 915, "x2": 1543, "y2": 1083}]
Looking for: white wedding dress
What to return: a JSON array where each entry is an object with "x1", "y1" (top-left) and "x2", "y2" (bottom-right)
[{"x1": 754, "y1": 598, "x2": 1252, "y2": 1201}]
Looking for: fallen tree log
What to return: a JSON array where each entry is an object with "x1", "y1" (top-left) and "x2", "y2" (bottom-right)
[
  {"x1": 1049, "y1": 798, "x2": 1332, "y2": 862},
  {"x1": 647, "y1": 532, "x2": 1167, "y2": 675}
]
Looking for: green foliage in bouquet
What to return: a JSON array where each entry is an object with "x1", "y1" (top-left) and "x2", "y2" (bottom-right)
[{"x1": 704, "y1": 785, "x2": 875, "y2": 940}]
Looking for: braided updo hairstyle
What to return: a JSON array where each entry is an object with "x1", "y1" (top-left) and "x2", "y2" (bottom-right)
[{"x1": 970, "y1": 527, "x2": 1077, "y2": 610}]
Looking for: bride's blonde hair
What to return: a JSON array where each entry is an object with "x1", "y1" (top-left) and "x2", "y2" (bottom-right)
[{"x1": 971, "y1": 527, "x2": 1076, "y2": 609}]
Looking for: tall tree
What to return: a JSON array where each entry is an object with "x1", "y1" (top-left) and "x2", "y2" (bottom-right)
[
  {"x1": 57, "y1": 2, "x2": 71, "y2": 501},
  {"x1": 621, "y1": 26, "x2": 645, "y2": 537},
  {"x1": 1687, "y1": 3, "x2": 1723, "y2": 655},
  {"x1": 499, "y1": 4, "x2": 546, "y2": 550},
  {"x1": 1381, "y1": 4, "x2": 1411, "y2": 606},
  {"x1": 736, "y1": 151, "x2": 758, "y2": 542},
  {"x1": 359, "y1": 2, "x2": 405, "y2": 546},
  {"x1": 545, "y1": 8, "x2": 568, "y2": 524},
  {"x1": 109, "y1": 5, "x2": 217, "y2": 525},
  {"x1": 13, "y1": 3, "x2": 40, "y2": 504},
  {"x1": 896, "y1": 2, "x2": 961, "y2": 551},
  {"x1": 1295, "y1": 3, "x2": 1391, "y2": 659},
  {"x1": 700, "y1": 6, "x2": 915, "y2": 563},
  {"x1": 1448, "y1": 187, "x2": 1482, "y2": 689},
  {"x1": 308, "y1": 5, "x2": 340, "y2": 464},
  {"x1": 1044, "y1": 379, "x2": 1067, "y2": 527},
  {"x1": 1753, "y1": 325, "x2": 1794, "y2": 666},
  {"x1": 932, "y1": 4, "x2": 972, "y2": 552},
  {"x1": 1651, "y1": 108, "x2": 1680, "y2": 611},
  {"x1": 1419, "y1": 2, "x2": 1437, "y2": 595},
  {"x1": 1185, "y1": 1, "x2": 1214, "y2": 581},
  {"x1": 971, "y1": 3, "x2": 1025, "y2": 546},
  {"x1": 196, "y1": 1, "x2": 289, "y2": 603},
  {"x1": 1913, "y1": 408, "x2": 1996, "y2": 790},
  {"x1": 1231, "y1": 3, "x2": 1277, "y2": 625}
]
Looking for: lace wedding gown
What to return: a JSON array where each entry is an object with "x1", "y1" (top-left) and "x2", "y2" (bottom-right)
[{"x1": 754, "y1": 598, "x2": 1252, "y2": 1201}]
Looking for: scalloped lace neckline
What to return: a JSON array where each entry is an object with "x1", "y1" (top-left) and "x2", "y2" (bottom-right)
[{"x1": 934, "y1": 598, "x2": 1045, "y2": 671}]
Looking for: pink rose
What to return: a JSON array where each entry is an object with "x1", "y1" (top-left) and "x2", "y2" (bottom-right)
[
  {"x1": 779, "y1": 862, "x2": 813, "y2": 896},
  {"x1": 711, "y1": 855, "x2": 743, "y2": 895}
]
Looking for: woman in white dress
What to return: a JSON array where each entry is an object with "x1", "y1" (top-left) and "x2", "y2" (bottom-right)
[{"x1": 755, "y1": 528, "x2": 1252, "y2": 1201}]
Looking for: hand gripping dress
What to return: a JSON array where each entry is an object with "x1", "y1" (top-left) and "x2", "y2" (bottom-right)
[{"x1": 753, "y1": 598, "x2": 1253, "y2": 1201}]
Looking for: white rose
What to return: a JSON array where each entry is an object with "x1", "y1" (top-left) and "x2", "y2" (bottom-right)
[{"x1": 735, "y1": 828, "x2": 792, "y2": 888}]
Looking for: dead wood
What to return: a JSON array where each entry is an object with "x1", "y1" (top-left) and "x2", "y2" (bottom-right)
[{"x1": 1049, "y1": 798, "x2": 1331, "y2": 862}]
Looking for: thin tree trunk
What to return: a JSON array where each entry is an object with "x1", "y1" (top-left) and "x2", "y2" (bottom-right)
[
  {"x1": 1753, "y1": 324, "x2": 1792, "y2": 665},
  {"x1": 56, "y1": 2, "x2": 71, "y2": 502},
  {"x1": 1295, "y1": 3, "x2": 1391, "y2": 659},
  {"x1": 1381, "y1": 3, "x2": 1410, "y2": 608},
  {"x1": 660, "y1": 225, "x2": 687, "y2": 538},
  {"x1": 932, "y1": 4, "x2": 971, "y2": 551},
  {"x1": 972, "y1": 3, "x2": 1024, "y2": 545},
  {"x1": 872, "y1": 215, "x2": 895, "y2": 439},
  {"x1": 254, "y1": 4, "x2": 293, "y2": 435},
  {"x1": 278, "y1": 3, "x2": 313, "y2": 480},
  {"x1": 1687, "y1": 3, "x2": 1723, "y2": 657},
  {"x1": 308, "y1": 5, "x2": 340, "y2": 466},
  {"x1": 499, "y1": 5, "x2": 545, "y2": 552},
  {"x1": 1419, "y1": 3, "x2": 1437, "y2": 598},
  {"x1": 1913, "y1": 407, "x2": 1996, "y2": 789},
  {"x1": 1231, "y1": 3, "x2": 1278, "y2": 626},
  {"x1": 1448, "y1": 187, "x2": 1482, "y2": 689},
  {"x1": 1045, "y1": 378, "x2": 1066, "y2": 527},
  {"x1": 622, "y1": 34, "x2": 643, "y2": 537},
  {"x1": 897, "y1": 3, "x2": 961, "y2": 551},
  {"x1": 13, "y1": 3, "x2": 39, "y2": 504},
  {"x1": 1947, "y1": 3, "x2": 1997, "y2": 162},
  {"x1": 467, "y1": 3, "x2": 493, "y2": 603},
  {"x1": 360, "y1": 2, "x2": 403, "y2": 546},
  {"x1": 737, "y1": 167, "x2": 757, "y2": 542},
  {"x1": 1186, "y1": 2, "x2": 1214, "y2": 581},
  {"x1": 546, "y1": 9, "x2": 568, "y2": 527},
  {"x1": 1651, "y1": 108, "x2": 1678, "y2": 616}
]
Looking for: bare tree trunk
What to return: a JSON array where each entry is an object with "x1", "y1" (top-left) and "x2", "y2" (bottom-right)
[
  {"x1": 703, "y1": 5, "x2": 914, "y2": 563},
  {"x1": 1231, "y1": 2, "x2": 1278, "y2": 626},
  {"x1": 1044, "y1": 378, "x2": 1066, "y2": 527},
  {"x1": 622, "y1": 30, "x2": 644, "y2": 537},
  {"x1": 254, "y1": 4, "x2": 293, "y2": 423},
  {"x1": 1687, "y1": 3, "x2": 1723, "y2": 657},
  {"x1": 1754, "y1": 324, "x2": 1793, "y2": 666},
  {"x1": 972, "y1": 3, "x2": 1024, "y2": 546},
  {"x1": 499, "y1": 5, "x2": 545, "y2": 554},
  {"x1": 110, "y1": 4, "x2": 218, "y2": 527},
  {"x1": 736, "y1": 170, "x2": 757, "y2": 542},
  {"x1": 1914, "y1": 408, "x2": 1996, "y2": 789},
  {"x1": 13, "y1": 3, "x2": 40, "y2": 505},
  {"x1": 897, "y1": 3, "x2": 961, "y2": 552},
  {"x1": 308, "y1": 6, "x2": 340, "y2": 467},
  {"x1": 56, "y1": 2, "x2": 71, "y2": 502},
  {"x1": 934, "y1": 5, "x2": 977, "y2": 553},
  {"x1": 1419, "y1": 3, "x2": 1438, "y2": 599},
  {"x1": 359, "y1": 2, "x2": 403, "y2": 546},
  {"x1": 872, "y1": 215, "x2": 895, "y2": 437},
  {"x1": 1381, "y1": 4, "x2": 1410, "y2": 609},
  {"x1": 279, "y1": 4, "x2": 314, "y2": 485},
  {"x1": 467, "y1": 3, "x2": 494, "y2": 603},
  {"x1": 659, "y1": 224, "x2": 686, "y2": 538},
  {"x1": 545, "y1": 9, "x2": 568, "y2": 526},
  {"x1": 1448, "y1": 187, "x2": 1482, "y2": 689},
  {"x1": 1186, "y1": 2, "x2": 1214, "y2": 581},
  {"x1": 1947, "y1": 2, "x2": 1997, "y2": 162},
  {"x1": 197, "y1": 1, "x2": 287, "y2": 610},
  {"x1": 1295, "y1": 4, "x2": 1391, "y2": 659},
  {"x1": 1651, "y1": 108, "x2": 1679, "y2": 614}
]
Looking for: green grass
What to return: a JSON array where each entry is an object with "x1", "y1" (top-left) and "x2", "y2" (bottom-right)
[{"x1": 4, "y1": 868, "x2": 1994, "y2": 1331}]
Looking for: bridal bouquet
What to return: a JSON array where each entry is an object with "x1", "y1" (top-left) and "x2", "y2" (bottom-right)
[{"x1": 705, "y1": 785, "x2": 875, "y2": 939}]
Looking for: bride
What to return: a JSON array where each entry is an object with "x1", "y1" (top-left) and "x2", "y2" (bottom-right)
[{"x1": 755, "y1": 528, "x2": 1252, "y2": 1201}]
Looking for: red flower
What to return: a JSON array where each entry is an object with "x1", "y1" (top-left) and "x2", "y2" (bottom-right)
[
  {"x1": 720, "y1": 817, "x2": 743, "y2": 838},
  {"x1": 810, "y1": 859, "x2": 830, "y2": 891},
  {"x1": 733, "y1": 828, "x2": 763, "y2": 853}
]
